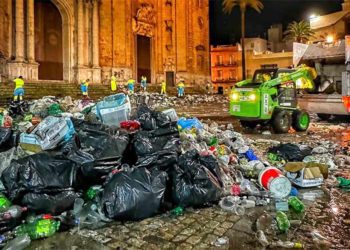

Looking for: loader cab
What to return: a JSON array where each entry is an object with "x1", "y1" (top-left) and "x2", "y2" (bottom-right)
[{"x1": 275, "y1": 69, "x2": 298, "y2": 108}]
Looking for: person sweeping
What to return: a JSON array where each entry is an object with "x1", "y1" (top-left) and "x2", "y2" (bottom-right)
[
  {"x1": 81, "y1": 79, "x2": 90, "y2": 98},
  {"x1": 13, "y1": 76, "x2": 25, "y2": 102},
  {"x1": 111, "y1": 72, "x2": 117, "y2": 92},
  {"x1": 161, "y1": 80, "x2": 167, "y2": 95},
  {"x1": 141, "y1": 75, "x2": 147, "y2": 91},
  {"x1": 126, "y1": 78, "x2": 135, "y2": 95},
  {"x1": 177, "y1": 80, "x2": 185, "y2": 97}
]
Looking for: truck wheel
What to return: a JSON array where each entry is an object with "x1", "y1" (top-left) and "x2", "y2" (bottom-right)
[
  {"x1": 317, "y1": 113, "x2": 331, "y2": 120},
  {"x1": 272, "y1": 110, "x2": 291, "y2": 133},
  {"x1": 292, "y1": 110, "x2": 310, "y2": 131},
  {"x1": 240, "y1": 120, "x2": 258, "y2": 129}
]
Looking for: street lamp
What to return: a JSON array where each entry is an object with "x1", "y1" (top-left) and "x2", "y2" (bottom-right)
[{"x1": 309, "y1": 14, "x2": 319, "y2": 20}]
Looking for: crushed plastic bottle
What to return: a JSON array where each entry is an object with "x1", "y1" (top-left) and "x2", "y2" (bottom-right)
[
  {"x1": 270, "y1": 240, "x2": 303, "y2": 249},
  {"x1": 288, "y1": 196, "x2": 305, "y2": 214},
  {"x1": 15, "y1": 219, "x2": 60, "y2": 240},
  {"x1": 0, "y1": 194, "x2": 11, "y2": 212},
  {"x1": 257, "y1": 230, "x2": 269, "y2": 247},
  {"x1": 219, "y1": 196, "x2": 245, "y2": 215},
  {"x1": 85, "y1": 186, "x2": 103, "y2": 201},
  {"x1": 276, "y1": 211, "x2": 290, "y2": 233},
  {"x1": 0, "y1": 206, "x2": 27, "y2": 221},
  {"x1": 170, "y1": 207, "x2": 184, "y2": 217},
  {"x1": 2, "y1": 234, "x2": 31, "y2": 250}
]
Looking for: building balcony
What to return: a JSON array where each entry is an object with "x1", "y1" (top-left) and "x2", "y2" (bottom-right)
[{"x1": 212, "y1": 62, "x2": 238, "y2": 68}]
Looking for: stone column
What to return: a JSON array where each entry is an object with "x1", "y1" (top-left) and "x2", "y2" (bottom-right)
[
  {"x1": 15, "y1": 0, "x2": 24, "y2": 62},
  {"x1": 27, "y1": 0, "x2": 35, "y2": 63},
  {"x1": 77, "y1": 0, "x2": 84, "y2": 66},
  {"x1": 92, "y1": 0, "x2": 100, "y2": 67}
]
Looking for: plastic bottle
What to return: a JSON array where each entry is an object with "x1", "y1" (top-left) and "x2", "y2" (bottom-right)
[
  {"x1": 270, "y1": 240, "x2": 303, "y2": 249},
  {"x1": 276, "y1": 211, "x2": 290, "y2": 233},
  {"x1": 241, "y1": 198, "x2": 256, "y2": 209},
  {"x1": 15, "y1": 219, "x2": 60, "y2": 240},
  {"x1": 85, "y1": 186, "x2": 103, "y2": 201},
  {"x1": 257, "y1": 230, "x2": 269, "y2": 247},
  {"x1": 0, "y1": 206, "x2": 27, "y2": 221},
  {"x1": 0, "y1": 194, "x2": 11, "y2": 212},
  {"x1": 73, "y1": 198, "x2": 84, "y2": 215},
  {"x1": 2, "y1": 234, "x2": 31, "y2": 250},
  {"x1": 288, "y1": 197, "x2": 305, "y2": 214}
]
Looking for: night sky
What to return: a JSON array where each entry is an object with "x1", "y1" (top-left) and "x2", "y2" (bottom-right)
[{"x1": 210, "y1": 0, "x2": 344, "y2": 45}]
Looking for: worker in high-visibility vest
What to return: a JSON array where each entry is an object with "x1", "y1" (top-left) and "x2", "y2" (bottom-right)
[
  {"x1": 161, "y1": 80, "x2": 166, "y2": 95},
  {"x1": 13, "y1": 76, "x2": 25, "y2": 102},
  {"x1": 126, "y1": 78, "x2": 135, "y2": 95},
  {"x1": 177, "y1": 80, "x2": 185, "y2": 97},
  {"x1": 81, "y1": 79, "x2": 90, "y2": 97},
  {"x1": 141, "y1": 75, "x2": 147, "y2": 91},
  {"x1": 111, "y1": 72, "x2": 117, "y2": 92}
]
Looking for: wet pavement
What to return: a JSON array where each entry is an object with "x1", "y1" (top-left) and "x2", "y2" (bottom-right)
[{"x1": 29, "y1": 98, "x2": 350, "y2": 250}]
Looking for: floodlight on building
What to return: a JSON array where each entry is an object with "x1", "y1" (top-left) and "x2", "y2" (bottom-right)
[
  {"x1": 309, "y1": 14, "x2": 319, "y2": 20},
  {"x1": 326, "y1": 35, "x2": 334, "y2": 44}
]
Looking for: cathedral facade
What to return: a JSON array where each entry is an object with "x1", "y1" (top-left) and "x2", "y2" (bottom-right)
[{"x1": 0, "y1": 0, "x2": 210, "y2": 86}]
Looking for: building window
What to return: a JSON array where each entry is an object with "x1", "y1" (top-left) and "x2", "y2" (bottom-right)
[
  {"x1": 217, "y1": 55, "x2": 223, "y2": 65},
  {"x1": 229, "y1": 55, "x2": 234, "y2": 65},
  {"x1": 217, "y1": 70, "x2": 223, "y2": 80},
  {"x1": 229, "y1": 70, "x2": 235, "y2": 80}
]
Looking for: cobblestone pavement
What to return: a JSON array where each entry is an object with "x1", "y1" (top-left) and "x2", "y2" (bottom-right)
[{"x1": 29, "y1": 206, "x2": 267, "y2": 250}]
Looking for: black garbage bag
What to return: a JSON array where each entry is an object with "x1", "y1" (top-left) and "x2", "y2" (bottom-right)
[
  {"x1": 136, "y1": 105, "x2": 172, "y2": 130},
  {"x1": 21, "y1": 190, "x2": 81, "y2": 215},
  {"x1": 172, "y1": 150, "x2": 222, "y2": 208},
  {"x1": 0, "y1": 128, "x2": 12, "y2": 152},
  {"x1": 100, "y1": 168, "x2": 167, "y2": 220},
  {"x1": 8, "y1": 101, "x2": 29, "y2": 117},
  {"x1": 73, "y1": 119, "x2": 129, "y2": 161},
  {"x1": 1, "y1": 152, "x2": 80, "y2": 201},
  {"x1": 133, "y1": 130, "x2": 179, "y2": 157},
  {"x1": 268, "y1": 143, "x2": 312, "y2": 162}
]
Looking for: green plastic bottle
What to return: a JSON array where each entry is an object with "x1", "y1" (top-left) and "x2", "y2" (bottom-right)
[
  {"x1": 207, "y1": 137, "x2": 218, "y2": 146},
  {"x1": 16, "y1": 219, "x2": 60, "y2": 240},
  {"x1": 170, "y1": 207, "x2": 184, "y2": 217},
  {"x1": 288, "y1": 196, "x2": 305, "y2": 214},
  {"x1": 85, "y1": 186, "x2": 103, "y2": 201},
  {"x1": 0, "y1": 194, "x2": 12, "y2": 212},
  {"x1": 276, "y1": 211, "x2": 290, "y2": 233}
]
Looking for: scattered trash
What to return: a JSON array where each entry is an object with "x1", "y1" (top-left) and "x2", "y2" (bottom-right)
[
  {"x1": 213, "y1": 236, "x2": 229, "y2": 246},
  {"x1": 284, "y1": 162, "x2": 328, "y2": 187},
  {"x1": 258, "y1": 167, "x2": 291, "y2": 198}
]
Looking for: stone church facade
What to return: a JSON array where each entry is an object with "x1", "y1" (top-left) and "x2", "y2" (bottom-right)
[{"x1": 0, "y1": 0, "x2": 210, "y2": 85}]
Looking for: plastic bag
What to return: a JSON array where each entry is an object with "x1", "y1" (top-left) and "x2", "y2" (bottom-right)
[
  {"x1": 172, "y1": 150, "x2": 222, "y2": 207},
  {"x1": 100, "y1": 168, "x2": 167, "y2": 220},
  {"x1": 1, "y1": 152, "x2": 80, "y2": 200},
  {"x1": 0, "y1": 128, "x2": 12, "y2": 152},
  {"x1": 268, "y1": 143, "x2": 312, "y2": 162},
  {"x1": 21, "y1": 190, "x2": 81, "y2": 215},
  {"x1": 177, "y1": 117, "x2": 203, "y2": 130}
]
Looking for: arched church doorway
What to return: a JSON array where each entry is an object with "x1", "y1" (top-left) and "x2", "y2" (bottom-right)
[{"x1": 35, "y1": 0, "x2": 63, "y2": 80}]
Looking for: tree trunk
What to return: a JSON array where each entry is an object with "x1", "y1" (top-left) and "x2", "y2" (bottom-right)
[{"x1": 241, "y1": 9, "x2": 246, "y2": 79}]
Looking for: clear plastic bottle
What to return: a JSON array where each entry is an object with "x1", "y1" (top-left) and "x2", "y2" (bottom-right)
[{"x1": 3, "y1": 234, "x2": 31, "y2": 250}]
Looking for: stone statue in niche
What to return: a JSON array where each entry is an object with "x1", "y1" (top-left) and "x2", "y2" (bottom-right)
[{"x1": 132, "y1": 3, "x2": 156, "y2": 37}]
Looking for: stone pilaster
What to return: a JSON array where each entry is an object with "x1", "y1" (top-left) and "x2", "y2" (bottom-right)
[
  {"x1": 27, "y1": 0, "x2": 35, "y2": 63},
  {"x1": 92, "y1": 0, "x2": 100, "y2": 68},
  {"x1": 15, "y1": 0, "x2": 24, "y2": 62},
  {"x1": 8, "y1": 0, "x2": 12, "y2": 59},
  {"x1": 77, "y1": 0, "x2": 84, "y2": 66}
]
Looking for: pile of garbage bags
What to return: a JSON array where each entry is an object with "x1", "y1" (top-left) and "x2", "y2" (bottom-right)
[{"x1": 0, "y1": 93, "x2": 344, "y2": 248}]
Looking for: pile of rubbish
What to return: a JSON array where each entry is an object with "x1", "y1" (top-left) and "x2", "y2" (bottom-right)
[
  {"x1": 0, "y1": 94, "x2": 347, "y2": 249},
  {"x1": 130, "y1": 93, "x2": 228, "y2": 109}
]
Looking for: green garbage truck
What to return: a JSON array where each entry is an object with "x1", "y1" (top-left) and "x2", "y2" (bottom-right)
[{"x1": 229, "y1": 67, "x2": 316, "y2": 133}]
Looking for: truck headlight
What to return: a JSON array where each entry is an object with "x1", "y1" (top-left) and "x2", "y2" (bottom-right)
[
  {"x1": 249, "y1": 93, "x2": 256, "y2": 101},
  {"x1": 231, "y1": 93, "x2": 239, "y2": 101}
]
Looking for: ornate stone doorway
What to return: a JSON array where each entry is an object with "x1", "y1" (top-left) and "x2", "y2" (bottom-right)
[
  {"x1": 35, "y1": 0, "x2": 63, "y2": 80},
  {"x1": 136, "y1": 35, "x2": 151, "y2": 83}
]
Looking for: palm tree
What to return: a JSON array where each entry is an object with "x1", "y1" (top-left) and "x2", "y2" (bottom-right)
[
  {"x1": 222, "y1": 0, "x2": 264, "y2": 79},
  {"x1": 284, "y1": 20, "x2": 315, "y2": 43}
]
